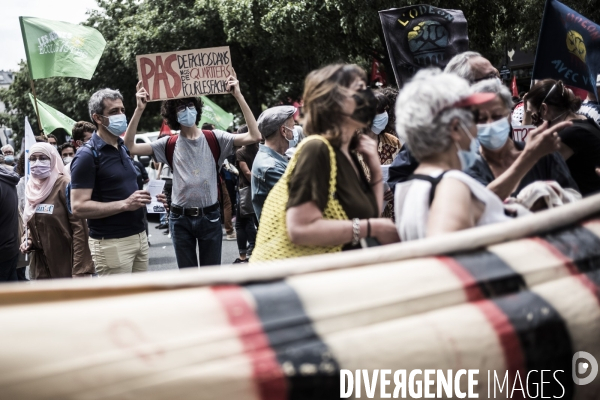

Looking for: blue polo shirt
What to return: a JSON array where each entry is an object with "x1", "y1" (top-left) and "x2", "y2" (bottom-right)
[{"x1": 70, "y1": 132, "x2": 144, "y2": 239}]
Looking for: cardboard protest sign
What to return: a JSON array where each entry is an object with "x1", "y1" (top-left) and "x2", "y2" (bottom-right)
[
  {"x1": 379, "y1": 5, "x2": 469, "y2": 86},
  {"x1": 532, "y1": 0, "x2": 600, "y2": 93},
  {"x1": 136, "y1": 46, "x2": 232, "y2": 101}
]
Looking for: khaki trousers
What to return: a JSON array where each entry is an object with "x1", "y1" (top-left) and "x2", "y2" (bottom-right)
[{"x1": 89, "y1": 232, "x2": 149, "y2": 276}]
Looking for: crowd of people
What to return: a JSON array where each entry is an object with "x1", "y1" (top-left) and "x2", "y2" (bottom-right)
[{"x1": 1, "y1": 50, "x2": 600, "y2": 280}]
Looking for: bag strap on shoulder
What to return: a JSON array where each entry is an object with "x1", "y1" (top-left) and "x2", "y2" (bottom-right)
[
  {"x1": 408, "y1": 171, "x2": 449, "y2": 206},
  {"x1": 165, "y1": 135, "x2": 178, "y2": 171},
  {"x1": 288, "y1": 135, "x2": 339, "y2": 199}
]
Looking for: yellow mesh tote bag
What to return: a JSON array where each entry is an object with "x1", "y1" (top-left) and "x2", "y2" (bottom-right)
[{"x1": 251, "y1": 135, "x2": 348, "y2": 262}]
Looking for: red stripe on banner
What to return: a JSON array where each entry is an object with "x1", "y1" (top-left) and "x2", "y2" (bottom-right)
[
  {"x1": 436, "y1": 256, "x2": 485, "y2": 302},
  {"x1": 530, "y1": 237, "x2": 600, "y2": 305},
  {"x1": 476, "y1": 300, "x2": 527, "y2": 400},
  {"x1": 211, "y1": 285, "x2": 287, "y2": 400},
  {"x1": 438, "y1": 255, "x2": 526, "y2": 396}
]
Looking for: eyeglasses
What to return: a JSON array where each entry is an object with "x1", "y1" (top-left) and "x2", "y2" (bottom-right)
[
  {"x1": 29, "y1": 155, "x2": 50, "y2": 162},
  {"x1": 176, "y1": 103, "x2": 195, "y2": 113}
]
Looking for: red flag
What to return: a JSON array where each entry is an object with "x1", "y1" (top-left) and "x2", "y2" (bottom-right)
[
  {"x1": 511, "y1": 76, "x2": 519, "y2": 97},
  {"x1": 370, "y1": 57, "x2": 387, "y2": 86},
  {"x1": 160, "y1": 120, "x2": 173, "y2": 136}
]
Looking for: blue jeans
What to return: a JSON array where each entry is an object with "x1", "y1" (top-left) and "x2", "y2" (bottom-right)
[{"x1": 169, "y1": 209, "x2": 222, "y2": 268}]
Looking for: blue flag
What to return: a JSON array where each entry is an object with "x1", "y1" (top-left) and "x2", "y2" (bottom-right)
[{"x1": 532, "y1": 0, "x2": 600, "y2": 93}]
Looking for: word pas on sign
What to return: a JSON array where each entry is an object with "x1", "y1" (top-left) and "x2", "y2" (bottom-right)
[{"x1": 136, "y1": 46, "x2": 232, "y2": 102}]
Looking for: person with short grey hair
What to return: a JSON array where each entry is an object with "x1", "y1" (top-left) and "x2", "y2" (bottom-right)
[
  {"x1": 394, "y1": 69, "x2": 512, "y2": 241},
  {"x1": 251, "y1": 105, "x2": 297, "y2": 220},
  {"x1": 88, "y1": 88, "x2": 124, "y2": 126},
  {"x1": 444, "y1": 51, "x2": 499, "y2": 83},
  {"x1": 69, "y1": 88, "x2": 155, "y2": 276},
  {"x1": 1, "y1": 144, "x2": 15, "y2": 169},
  {"x1": 466, "y1": 78, "x2": 579, "y2": 200}
]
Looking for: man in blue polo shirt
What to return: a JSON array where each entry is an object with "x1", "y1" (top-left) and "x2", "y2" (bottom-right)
[{"x1": 70, "y1": 88, "x2": 152, "y2": 275}]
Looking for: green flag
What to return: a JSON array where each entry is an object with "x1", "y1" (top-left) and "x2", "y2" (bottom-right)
[
  {"x1": 28, "y1": 93, "x2": 76, "y2": 134},
  {"x1": 19, "y1": 16, "x2": 106, "y2": 80},
  {"x1": 198, "y1": 96, "x2": 234, "y2": 131}
]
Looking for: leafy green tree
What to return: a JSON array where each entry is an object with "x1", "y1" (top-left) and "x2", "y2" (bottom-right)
[{"x1": 3, "y1": 0, "x2": 600, "y2": 149}]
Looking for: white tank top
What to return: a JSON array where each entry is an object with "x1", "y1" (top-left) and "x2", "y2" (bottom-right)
[{"x1": 394, "y1": 169, "x2": 510, "y2": 241}]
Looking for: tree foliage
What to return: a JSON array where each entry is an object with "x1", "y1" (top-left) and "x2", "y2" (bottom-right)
[{"x1": 2, "y1": 0, "x2": 600, "y2": 148}]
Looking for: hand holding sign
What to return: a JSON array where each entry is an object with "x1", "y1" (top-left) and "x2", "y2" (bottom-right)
[
  {"x1": 135, "y1": 81, "x2": 150, "y2": 111},
  {"x1": 225, "y1": 70, "x2": 241, "y2": 98}
]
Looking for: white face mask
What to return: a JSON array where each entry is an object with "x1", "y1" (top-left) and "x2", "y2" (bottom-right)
[{"x1": 63, "y1": 156, "x2": 73, "y2": 165}]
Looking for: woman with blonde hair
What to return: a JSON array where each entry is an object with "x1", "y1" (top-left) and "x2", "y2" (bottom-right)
[
  {"x1": 20, "y1": 142, "x2": 94, "y2": 278},
  {"x1": 252, "y1": 64, "x2": 399, "y2": 261}
]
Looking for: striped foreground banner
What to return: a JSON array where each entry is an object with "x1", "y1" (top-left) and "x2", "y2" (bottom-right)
[{"x1": 0, "y1": 199, "x2": 600, "y2": 399}]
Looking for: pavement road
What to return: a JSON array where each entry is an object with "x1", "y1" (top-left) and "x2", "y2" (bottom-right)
[{"x1": 147, "y1": 215, "x2": 242, "y2": 271}]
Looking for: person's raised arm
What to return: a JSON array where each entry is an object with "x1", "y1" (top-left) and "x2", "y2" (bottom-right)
[
  {"x1": 226, "y1": 72, "x2": 261, "y2": 146},
  {"x1": 124, "y1": 81, "x2": 154, "y2": 156},
  {"x1": 486, "y1": 120, "x2": 571, "y2": 200}
]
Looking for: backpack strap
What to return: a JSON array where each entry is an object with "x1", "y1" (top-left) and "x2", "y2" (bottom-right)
[
  {"x1": 165, "y1": 135, "x2": 179, "y2": 171},
  {"x1": 202, "y1": 129, "x2": 221, "y2": 166},
  {"x1": 202, "y1": 129, "x2": 223, "y2": 208},
  {"x1": 83, "y1": 141, "x2": 102, "y2": 202},
  {"x1": 407, "y1": 171, "x2": 449, "y2": 206},
  {"x1": 68, "y1": 141, "x2": 101, "y2": 213}
]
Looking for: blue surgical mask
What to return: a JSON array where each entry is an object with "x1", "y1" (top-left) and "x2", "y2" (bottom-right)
[
  {"x1": 102, "y1": 114, "x2": 128, "y2": 136},
  {"x1": 477, "y1": 118, "x2": 510, "y2": 150},
  {"x1": 177, "y1": 107, "x2": 198, "y2": 127},
  {"x1": 456, "y1": 123, "x2": 479, "y2": 171},
  {"x1": 371, "y1": 112, "x2": 389, "y2": 134},
  {"x1": 4, "y1": 155, "x2": 14, "y2": 164},
  {"x1": 284, "y1": 126, "x2": 298, "y2": 148}
]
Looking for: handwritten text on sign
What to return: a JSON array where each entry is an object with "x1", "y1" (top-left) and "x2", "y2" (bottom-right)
[{"x1": 136, "y1": 46, "x2": 232, "y2": 101}]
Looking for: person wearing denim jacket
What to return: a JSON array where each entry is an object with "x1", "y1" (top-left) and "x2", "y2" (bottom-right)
[{"x1": 251, "y1": 106, "x2": 296, "y2": 221}]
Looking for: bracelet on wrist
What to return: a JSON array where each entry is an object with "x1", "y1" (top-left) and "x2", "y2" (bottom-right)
[{"x1": 351, "y1": 218, "x2": 361, "y2": 246}]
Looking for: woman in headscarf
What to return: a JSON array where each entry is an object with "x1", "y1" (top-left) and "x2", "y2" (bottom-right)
[{"x1": 20, "y1": 143, "x2": 94, "y2": 278}]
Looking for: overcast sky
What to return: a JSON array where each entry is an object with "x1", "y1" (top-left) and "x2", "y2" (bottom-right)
[{"x1": 0, "y1": 0, "x2": 99, "y2": 71}]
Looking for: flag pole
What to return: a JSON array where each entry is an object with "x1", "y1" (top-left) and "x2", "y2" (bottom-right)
[{"x1": 29, "y1": 79, "x2": 44, "y2": 137}]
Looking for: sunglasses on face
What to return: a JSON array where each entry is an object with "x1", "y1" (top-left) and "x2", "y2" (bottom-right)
[{"x1": 176, "y1": 103, "x2": 195, "y2": 113}]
